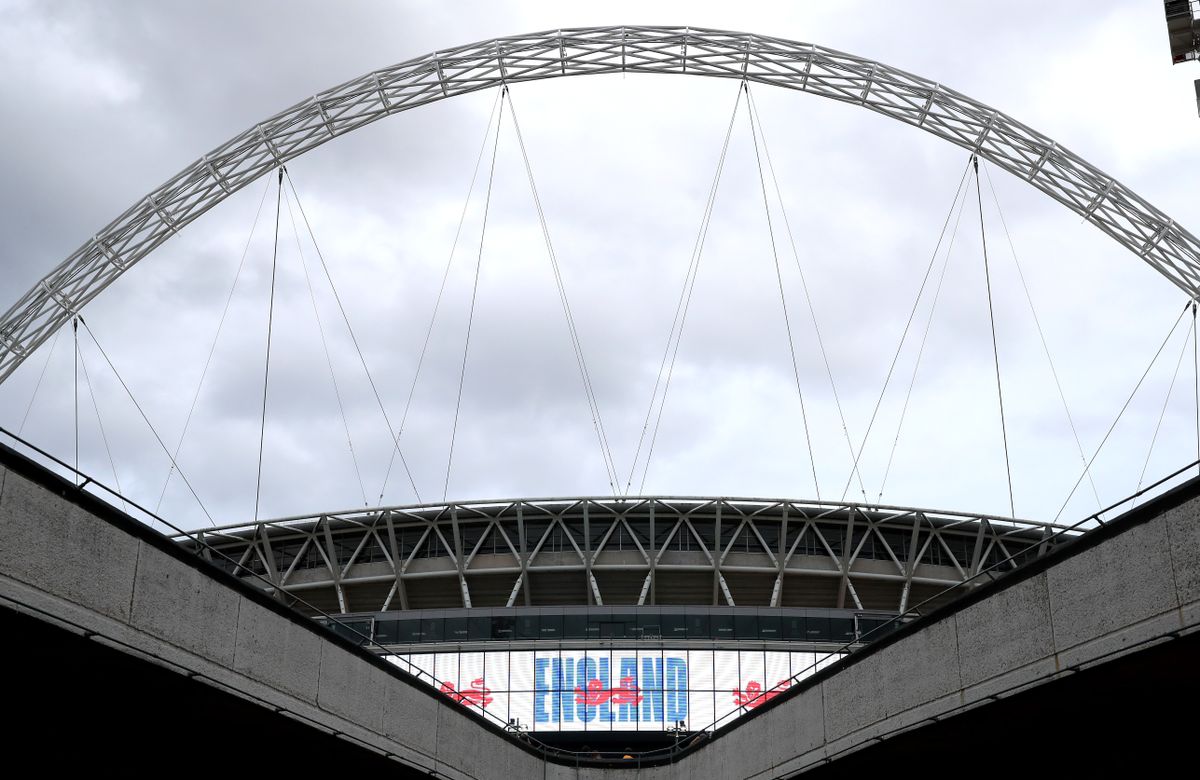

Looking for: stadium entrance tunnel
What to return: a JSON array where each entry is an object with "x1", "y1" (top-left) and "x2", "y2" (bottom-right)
[{"x1": 1, "y1": 439, "x2": 1198, "y2": 776}]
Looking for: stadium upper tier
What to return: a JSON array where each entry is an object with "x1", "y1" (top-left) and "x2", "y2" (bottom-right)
[{"x1": 174, "y1": 496, "x2": 1073, "y2": 617}]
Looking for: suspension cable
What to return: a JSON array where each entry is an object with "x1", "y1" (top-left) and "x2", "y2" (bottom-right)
[
  {"x1": 743, "y1": 83, "x2": 824, "y2": 501},
  {"x1": 876, "y1": 172, "x2": 972, "y2": 503},
  {"x1": 444, "y1": 92, "x2": 505, "y2": 501},
  {"x1": 1054, "y1": 302, "x2": 1190, "y2": 522},
  {"x1": 1134, "y1": 318, "x2": 1192, "y2": 497},
  {"x1": 973, "y1": 156, "x2": 1016, "y2": 517},
  {"x1": 254, "y1": 168, "x2": 284, "y2": 523},
  {"x1": 283, "y1": 188, "x2": 369, "y2": 507},
  {"x1": 505, "y1": 88, "x2": 621, "y2": 493},
  {"x1": 628, "y1": 86, "x2": 745, "y2": 495},
  {"x1": 981, "y1": 163, "x2": 1101, "y2": 511},
  {"x1": 156, "y1": 175, "x2": 272, "y2": 512},
  {"x1": 377, "y1": 89, "x2": 504, "y2": 505},
  {"x1": 76, "y1": 341, "x2": 127, "y2": 512},
  {"x1": 78, "y1": 317, "x2": 217, "y2": 527},
  {"x1": 16, "y1": 328, "x2": 61, "y2": 435},
  {"x1": 73, "y1": 317, "x2": 79, "y2": 486},
  {"x1": 840, "y1": 156, "x2": 975, "y2": 501},
  {"x1": 283, "y1": 169, "x2": 422, "y2": 503}
]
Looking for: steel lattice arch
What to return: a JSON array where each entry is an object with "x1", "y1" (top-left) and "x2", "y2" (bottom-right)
[
  {"x1": 2, "y1": 25, "x2": 1200, "y2": 382},
  {"x1": 175, "y1": 496, "x2": 1074, "y2": 622}
]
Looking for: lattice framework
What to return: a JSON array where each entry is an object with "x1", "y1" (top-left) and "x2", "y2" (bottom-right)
[
  {"x1": 2, "y1": 25, "x2": 1199, "y2": 381},
  {"x1": 178, "y1": 495, "x2": 1075, "y2": 616}
]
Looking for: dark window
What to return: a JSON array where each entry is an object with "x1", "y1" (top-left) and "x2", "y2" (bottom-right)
[
  {"x1": 445, "y1": 617, "x2": 469, "y2": 641},
  {"x1": 539, "y1": 615, "x2": 563, "y2": 639},
  {"x1": 734, "y1": 614, "x2": 758, "y2": 639},
  {"x1": 374, "y1": 619, "x2": 399, "y2": 644},
  {"x1": 661, "y1": 614, "x2": 687, "y2": 640},
  {"x1": 563, "y1": 614, "x2": 588, "y2": 639},
  {"x1": 685, "y1": 614, "x2": 710, "y2": 639},
  {"x1": 638, "y1": 612, "x2": 662, "y2": 639},
  {"x1": 516, "y1": 615, "x2": 539, "y2": 640},
  {"x1": 614, "y1": 613, "x2": 639, "y2": 638},
  {"x1": 397, "y1": 619, "x2": 423, "y2": 643},
  {"x1": 783, "y1": 615, "x2": 806, "y2": 640},
  {"x1": 327, "y1": 618, "x2": 372, "y2": 645},
  {"x1": 711, "y1": 614, "x2": 735, "y2": 640},
  {"x1": 491, "y1": 616, "x2": 514, "y2": 640},
  {"x1": 805, "y1": 615, "x2": 829, "y2": 641},
  {"x1": 468, "y1": 616, "x2": 491, "y2": 641},
  {"x1": 829, "y1": 617, "x2": 855, "y2": 643},
  {"x1": 759, "y1": 614, "x2": 781, "y2": 640},
  {"x1": 421, "y1": 618, "x2": 444, "y2": 643}
]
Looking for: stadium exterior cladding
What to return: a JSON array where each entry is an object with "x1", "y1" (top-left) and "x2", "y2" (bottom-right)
[{"x1": 176, "y1": 495, "x2": 1072, "y2": 625}]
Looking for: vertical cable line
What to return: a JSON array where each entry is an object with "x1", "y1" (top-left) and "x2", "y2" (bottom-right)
[
  {"x1": 627, "y1": 86, "x2": 744, "y2": 495},
  {"x1": 1053, "y1": 303, "x2": 1190, "y2": 522},
  {"x1": 283, "y1": 189, "x2": 369, "y2": 507},
  {"x1": 283, "y1": 169, "x2": 422, "y2": 503},
  {"x1": 78, "y1": 318, "x2": 217, "y2": 527},
  {"x1": 254, "y1": 168, "x2": 284, "y2": 523},
  {"x1": 73, "y1": 317, "x2": 79, "y2": 486},
  {"x1": 1194, "y1": 300, "x2": 1199, "y2": 476},
  {"x1": 973, "y1": 156, "x2": 1016, "y2": 518},
  {"x1": 1134, "y1": 319, "x2": 1192, "y2": 498},
  {"x1": 876, "y1": 177, "x2": 972, "y2": 503},
  {"x1": 156, "y1": 176, "x2": 273, "y2": 512},
  {"x1": 444, "y1": 95, "x2": 505, "y2": 502},
  {"x1": 377, "y1": 89, "x2": 504, "y2": 505},
  {"x1": 839, "y1": 157, "x2": 974, "y2": 502},
  {"x1": 743, "y1": 83, "x2": 823, "y2": 501},
  {"x1": 981, "y1": 164, "x2": 1101, "y2": 512},
  {"x1": 17, "y1": 329, "x2": 60, "y2": 434},
  {"x1": 505, "y1": 88, "x2": 621, "y2": 493},
  {"x1": 76, "y1": 342, "x2": 127, "y2": 512}
]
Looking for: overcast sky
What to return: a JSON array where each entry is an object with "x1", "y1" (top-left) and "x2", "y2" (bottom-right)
[{"x1": 1, "y1": 0, "x2": 1198, "y2": 532}]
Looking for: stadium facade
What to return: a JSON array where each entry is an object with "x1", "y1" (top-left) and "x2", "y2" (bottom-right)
[{"x1": 177, "y1": 495, "x2": 1069, "y2": 745}]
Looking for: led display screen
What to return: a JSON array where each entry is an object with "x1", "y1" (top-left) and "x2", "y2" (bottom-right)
[{"x1": 386, "y1": 649, "x2": 840, "y2": 732}]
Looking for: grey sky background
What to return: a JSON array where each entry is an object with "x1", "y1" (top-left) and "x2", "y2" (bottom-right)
[{"x1": 1, "y1": 0, "x2": 1198, "y2": 532}]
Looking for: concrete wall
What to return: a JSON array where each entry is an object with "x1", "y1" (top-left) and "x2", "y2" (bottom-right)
[
  {"x1": 617, "y1": 483, "x2": 1200, "y2": 780},
  {"x1": 3, "y1": 445, "x2": 1197, "y2": 780},
  {"x1": 0, "y1": 455, "x2": 546, "y2": 779}
]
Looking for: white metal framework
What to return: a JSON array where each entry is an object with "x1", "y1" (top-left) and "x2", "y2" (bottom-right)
[
  {"x1": 177, "y1": 496, "x2": 1075, "y2": 616},
  {"x1": 2, "y1": 25, "x2": 1199, "y2": 382}
]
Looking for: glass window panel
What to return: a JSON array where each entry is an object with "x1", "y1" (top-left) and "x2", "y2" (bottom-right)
[
  {"x1": 397, "y1": 619, "x2": 423, "y2": 643},
  {"x1": 758, "y1": 614, "x2": 781, "y2": 640},
  {"x1": 374, "y1": 619, "x2": 399, "y2": 644},
  {"x1": 491, "y1": 616, "x2": 515, "y2": 640},
  {"x1": 445, "y1": 617, "x2": 469, "y2": 642},
  {"x1": 539, "y1": 614, "x2": 563, "y2": 639},
  {"x1": 421, "y1": 617, "x2": 444, "y2": 643},
  {"x1": 685, "y1": 613, "x2": 709, "y2": 639},
  {"x1": 805, "y1": 615, "x2": 829, "y2": 641},
  {"x1": 711, "y1": 614, "x2": 735, "y2": 640},
  {"x1": 829, "y1": 617, "x2": 855, "y2": 643},
  {"x1": 734, "y1": 614, "x2": 758, "y2": 640},
  {"x1": 563, "y1": 614, "x2": 588, "y2": 639},
  {"x1": 515, "y1": 614, "x2": 539, "y2": 640},
  {"x1": 468, "y1": 616, "x2": 491, "y2": 641},
  {"x1": 661, "y1": 613, "x2": 687, "y2": 640}
]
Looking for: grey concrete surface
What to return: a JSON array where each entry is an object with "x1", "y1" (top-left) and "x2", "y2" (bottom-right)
[{"x1": 1, "y1": 449, "x2": 1197, "y2": 779}]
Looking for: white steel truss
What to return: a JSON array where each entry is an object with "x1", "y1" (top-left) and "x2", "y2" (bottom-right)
[
  {"x1": 177, "y1": 495, "x2": 1077, "y2": 616},
  {"x1": 2, "y1": 25, "x2": 1199, "y2": 381}
]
